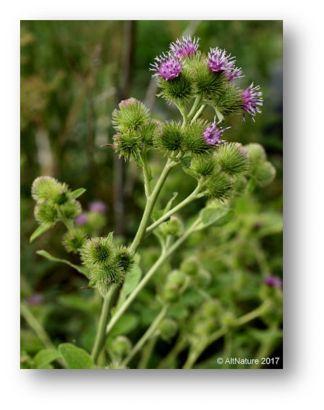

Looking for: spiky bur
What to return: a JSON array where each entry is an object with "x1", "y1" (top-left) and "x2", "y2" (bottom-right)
[
  {"x1": 214, "y1": 143, "x2": 248, "y2": 176},
  {"x1": 191, "y1": 154, "x2": 215, "y2": 177},
  {"x1": 31, "y1": 176, "x2": 67, "y2": 203},
  {"x1": 157, "y1": 74, "x2": 193, "y2": 105},
  {"x1": 112, "y1": 99, "x2": 156, "y2": 160},
  {"x1": 159, "y1": 318, "x2": 178, "y2": 342},
  {"x1": 154, "y1": 121, "x2": 183, "y2": 155},
  {"x1": 158, "y1": 216, "x2": 183, "y2": 238},
  {"x1": 110, "y1": 336, "x2": 132, "y2": 360},
  {"x1": 213, "y1": 82, "x2": 243, "y2": 116},
  {"x1": 81, "y1": 236, "x2": 114, "y2": 267},
  {"x1": 161, "y1": 270, "x2": 188, "y2": 303},
  {"x1": 63, "y1": 228, "x2": 86, "y2": 254},
  {"x1": 112, "y1": 98, "x2": 150, "y2": 133},
  {"x1": 205, "y1": 171, "x2": 234, "y2": 201},
  {"x1": 114, "y1": 245, "x2": 134, "y2": 273},
  {"x1": 191, "y1": 299, "x2": 223, "y2": 338},
  {"x1": 34, "y1": 202, "x2": 59, "y2": 225},
  {"x1": 182, "y1": 120, "x2": 212, "y2": 155},
  {"x1": 80, "y1": 235, "x2": 132, "y2": 295},
  {"x1": 59, "y1": 199, "x2": 82, "y2": 220},
  {"x1": 183, "y1": 54, "x2": 227, "y2": 101},
  {"x1": 246, "y1": 143, "x2": 276, "y2": 187}
]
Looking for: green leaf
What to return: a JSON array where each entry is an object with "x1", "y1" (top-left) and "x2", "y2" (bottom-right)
[
  {"x1": 196, "y1": 204, "x2": 232, "y2": 231},
  {"x1": 70, "y1": 188, "x2": 86, "y2": 199},
  {"x1": 117, "y1": 263, "x2": 142, "y2": 307},
  {"x1": 58, "y1": 343, "x2": 94, "y2": 369},
  {"x1": 37, "y1": 250, "x2": 89, "y2": 277},
  {"x1": 30, "y1": 224, "x2": 52, "y2": 243},
  {"x1": 34, "y1": 348, "x2": 61, "y2": 369}
]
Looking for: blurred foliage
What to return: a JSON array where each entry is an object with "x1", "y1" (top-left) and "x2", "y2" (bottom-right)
[{"x1": 20, "y1": 20, "x2": 282, "y2": 369}]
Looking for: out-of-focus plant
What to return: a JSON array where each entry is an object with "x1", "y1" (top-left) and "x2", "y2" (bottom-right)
[{"x1": 24, "y1": 35, "x2": 281, "y2": 369}]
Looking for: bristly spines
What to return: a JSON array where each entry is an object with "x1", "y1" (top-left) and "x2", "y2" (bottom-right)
[
  {"x1": 81, "y1": 235, "x2": 115, "y2": 267},
  {"x1": 112, "y1": 99, "x2": 150, "y2": 133},
  {"x1": 31, "y1": 176, "x2": 68, "y2": 203},
  {"x1": 183, "y1": 54, "x2": 227, "y2": 100},
  {"x1": 212, "y1": 82, "x2": 242, "y2": 116},
  {"x1": 205, "y1": 171, "x2": 234, "y2": 201},
  {"x1": 34, "y1": 202, "x2": 59, "y2": 225},
  {"x1": 182, "y1": 120, "x2": 211, "y2": 155},
  {"x1": 191, "y1": 154, "x2": 215, "y2": 177},
  {"x1": 114, "y1": 245, "x2": 134, "y2": 273},
  {"x1": 63, "y1": 228, "x2": 86, "y2": 254},
  {"x1": 214, "y1": 143, "x2": 248, "y2": 176},
  {"x1": 154, "y1": 121, "x2": 183, "y2": 154},
  {"x1": 157, "y1": 74, "x2": 193, "y2": 104}
]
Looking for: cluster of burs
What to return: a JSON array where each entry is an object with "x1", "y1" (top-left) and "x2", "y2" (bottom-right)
[{"x1": 30, "y1": 36, "x2": 275, "y2": 298}]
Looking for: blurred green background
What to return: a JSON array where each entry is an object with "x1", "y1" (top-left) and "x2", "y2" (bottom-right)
[{"x1": 20, "y1": 20, "x2": 282, "y2": 369}]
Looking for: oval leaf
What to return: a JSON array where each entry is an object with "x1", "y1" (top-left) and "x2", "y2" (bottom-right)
[
  {"x1": 30, "y1": 224, "x2": 52, "y2": 243},
  {"x1": 58, "y1": 343, "x2": 94, "y2": 369},
  {"x1": 34, "y1": 348, "x2": 61, "y2": 369}
]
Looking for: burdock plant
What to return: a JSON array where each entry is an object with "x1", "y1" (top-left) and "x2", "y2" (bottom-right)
[{"x1": 29, "y1": 36, "x2": 277, "y2": 369}]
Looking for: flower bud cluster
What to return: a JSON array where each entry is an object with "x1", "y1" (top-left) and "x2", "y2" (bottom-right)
[
  {"x1": 180, "y1": 257, "x2": 211, "y2": 289},
  {"x1": 246, "y1": 143, "x2": 276, "y2": 187},
  {"x1": 151, "y1": 36, "x2": 263, "y2": 120},
  {"x1": 32, "y1": 176, "x2": 82, "y2": 226},
  {"x1": 161, "y1": 270, "x2": 188, "y2": 303},
  {"x1": 112, "y1": 98, "x2": 157, "y2": 160},
  {"x1": 80, "y1": 233, "x2": 133, "y2": 296},
  {"x1": 190, "y1": 299, "x2": 223, "y2": 339}
]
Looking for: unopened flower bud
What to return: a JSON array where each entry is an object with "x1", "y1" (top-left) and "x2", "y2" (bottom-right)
[
  {"x1": 155, "y1": 122, "x2": 183, "y2": 154},
  {"x1": 215, "y1": 142, "x2": 248, "y2": 176},
  {"x1": 63, "y1": 228, "x2": 86, "y2": 254},
  {"x1": 31, "y1": 176, "x2": 67, "y2": 203},
  {"x1": 110, "y1": 336, "x2": 132, "y2": 359},
  {"x1": 162, "y1": 270, "x2": 188, "y2": 302},
  {"x1": 159, "y1": 216, "x2": 183, "y2": 238},
  {"x1": 34, "y1": 202, "x2": 58, "y2": 225},
  {"x1": 159, "y1": 318, "x2": 178, "y2": 341}
]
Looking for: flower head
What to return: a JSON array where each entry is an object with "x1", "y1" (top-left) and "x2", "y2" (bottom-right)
[
  {"x1": 203, "y1": 122, "x2": 229, "y2": 146},
  {"x1": 151, "y1": 53, "x2": 182, "y2": 81},
  {"x1": 208, "y1": 47, "x2": 235, "y2": 74},
  {"x1": 170, "y1": 35, "x2": 199, "y2": 59},
  {"x1": 241, "y1": 83, "x2": 263, "y2": 118},
  {"x1": 89, "y1": 200, "x2": 107, "y2": 214},
  {"x1": 225, "y1": 66, "x2": 243, "y2": 82},
  {"x1": 75, "y1": 213, "x2": 88, "y2": 226},
  {"x1": 264, "y1": 276, "x2": 282, "y2": 288}
]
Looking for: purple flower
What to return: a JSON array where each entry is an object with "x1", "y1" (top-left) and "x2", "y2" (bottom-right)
[
  {"x1": 75, "y1": 213, "x2": 88, "y2": 226},
  {"x1": 225, "y1": 66, "x2": 243, "y2": 82},
  {"x1": 208, "y1": 47, "x2": 235, "y2": 74},
  {"x1": 203, "y1": 122, "x2": 229, "y2": 146},
  {"x1": 89, "y1": 200, "x2": 107, "y2": 214},
  {"x1": 264, "y1": 276, "x2": 282, "y2": 288},
  {"x1": 151, "y1": 53, "x2": 182, "y2": 81},
  {"x1": 241, "y1": 83, "x2": 263, "y2": 118},
  {"x1": 170, "y1": 36, "x2": 199, "y2": 59}
]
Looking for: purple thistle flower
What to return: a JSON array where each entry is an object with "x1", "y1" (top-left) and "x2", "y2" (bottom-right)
[
  {"x1": 208, "y1": 47, "x2": 235, "y2": 74},
  {"x1": 241, "y1": 83, "x2": 263, "y2": 118},
  {"x1": 151, "y1": 53, "x2": 182, "y2": 81},
  {"x1": 89, "y1": 200, "x2": 107, "y2": 214},
  {"x1": 170, "y1": 35, "x2": 199, "y2": 59},
  {"x1": 264, "y1": 276, "x2": 282, "y2": 289},
  {"x1": 75, "y1": 213, "x2": 88, "y2": 226},
  {"x1": 225, "y1": 66, "x2": 244, "y2": 82},
  {"x1": 203, "y1": 122, "x2": 229, "y2": 146}
]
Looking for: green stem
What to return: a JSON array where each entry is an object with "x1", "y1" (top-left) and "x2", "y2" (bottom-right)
[
  {"x1": 138, "y1": 334, "x2": 158, "y2": 369},
  {"x1": 122, "y1": 305, "x2": 168, "y2": 367},
  {"x1": 91, "y1": 284, "x2": 119, "y2": 363},
  {"x1": 188, "y1": 96, "x2": 202, "y2": 120},
  {"x1": 140, "y1": 153, "x2": 152, "y2": 198},
  {"x1": 158, "y1": 336, "x2": 187, "y2": 369},
  {"x1": 183, "y1": 301, "x2": 271, "y2": 369},
  {"x1": 129, "y1": 158, "x2": 176, "y2": 254},
  {"x1": 146, "y1": 183, "x2": 202, "y2": 235},
  {"x1": 106, "y1": 218, "x2": 201, "y2": 336},
  {"x1": 191, "y1": 104, "x2": 206, "y2": 124}
]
